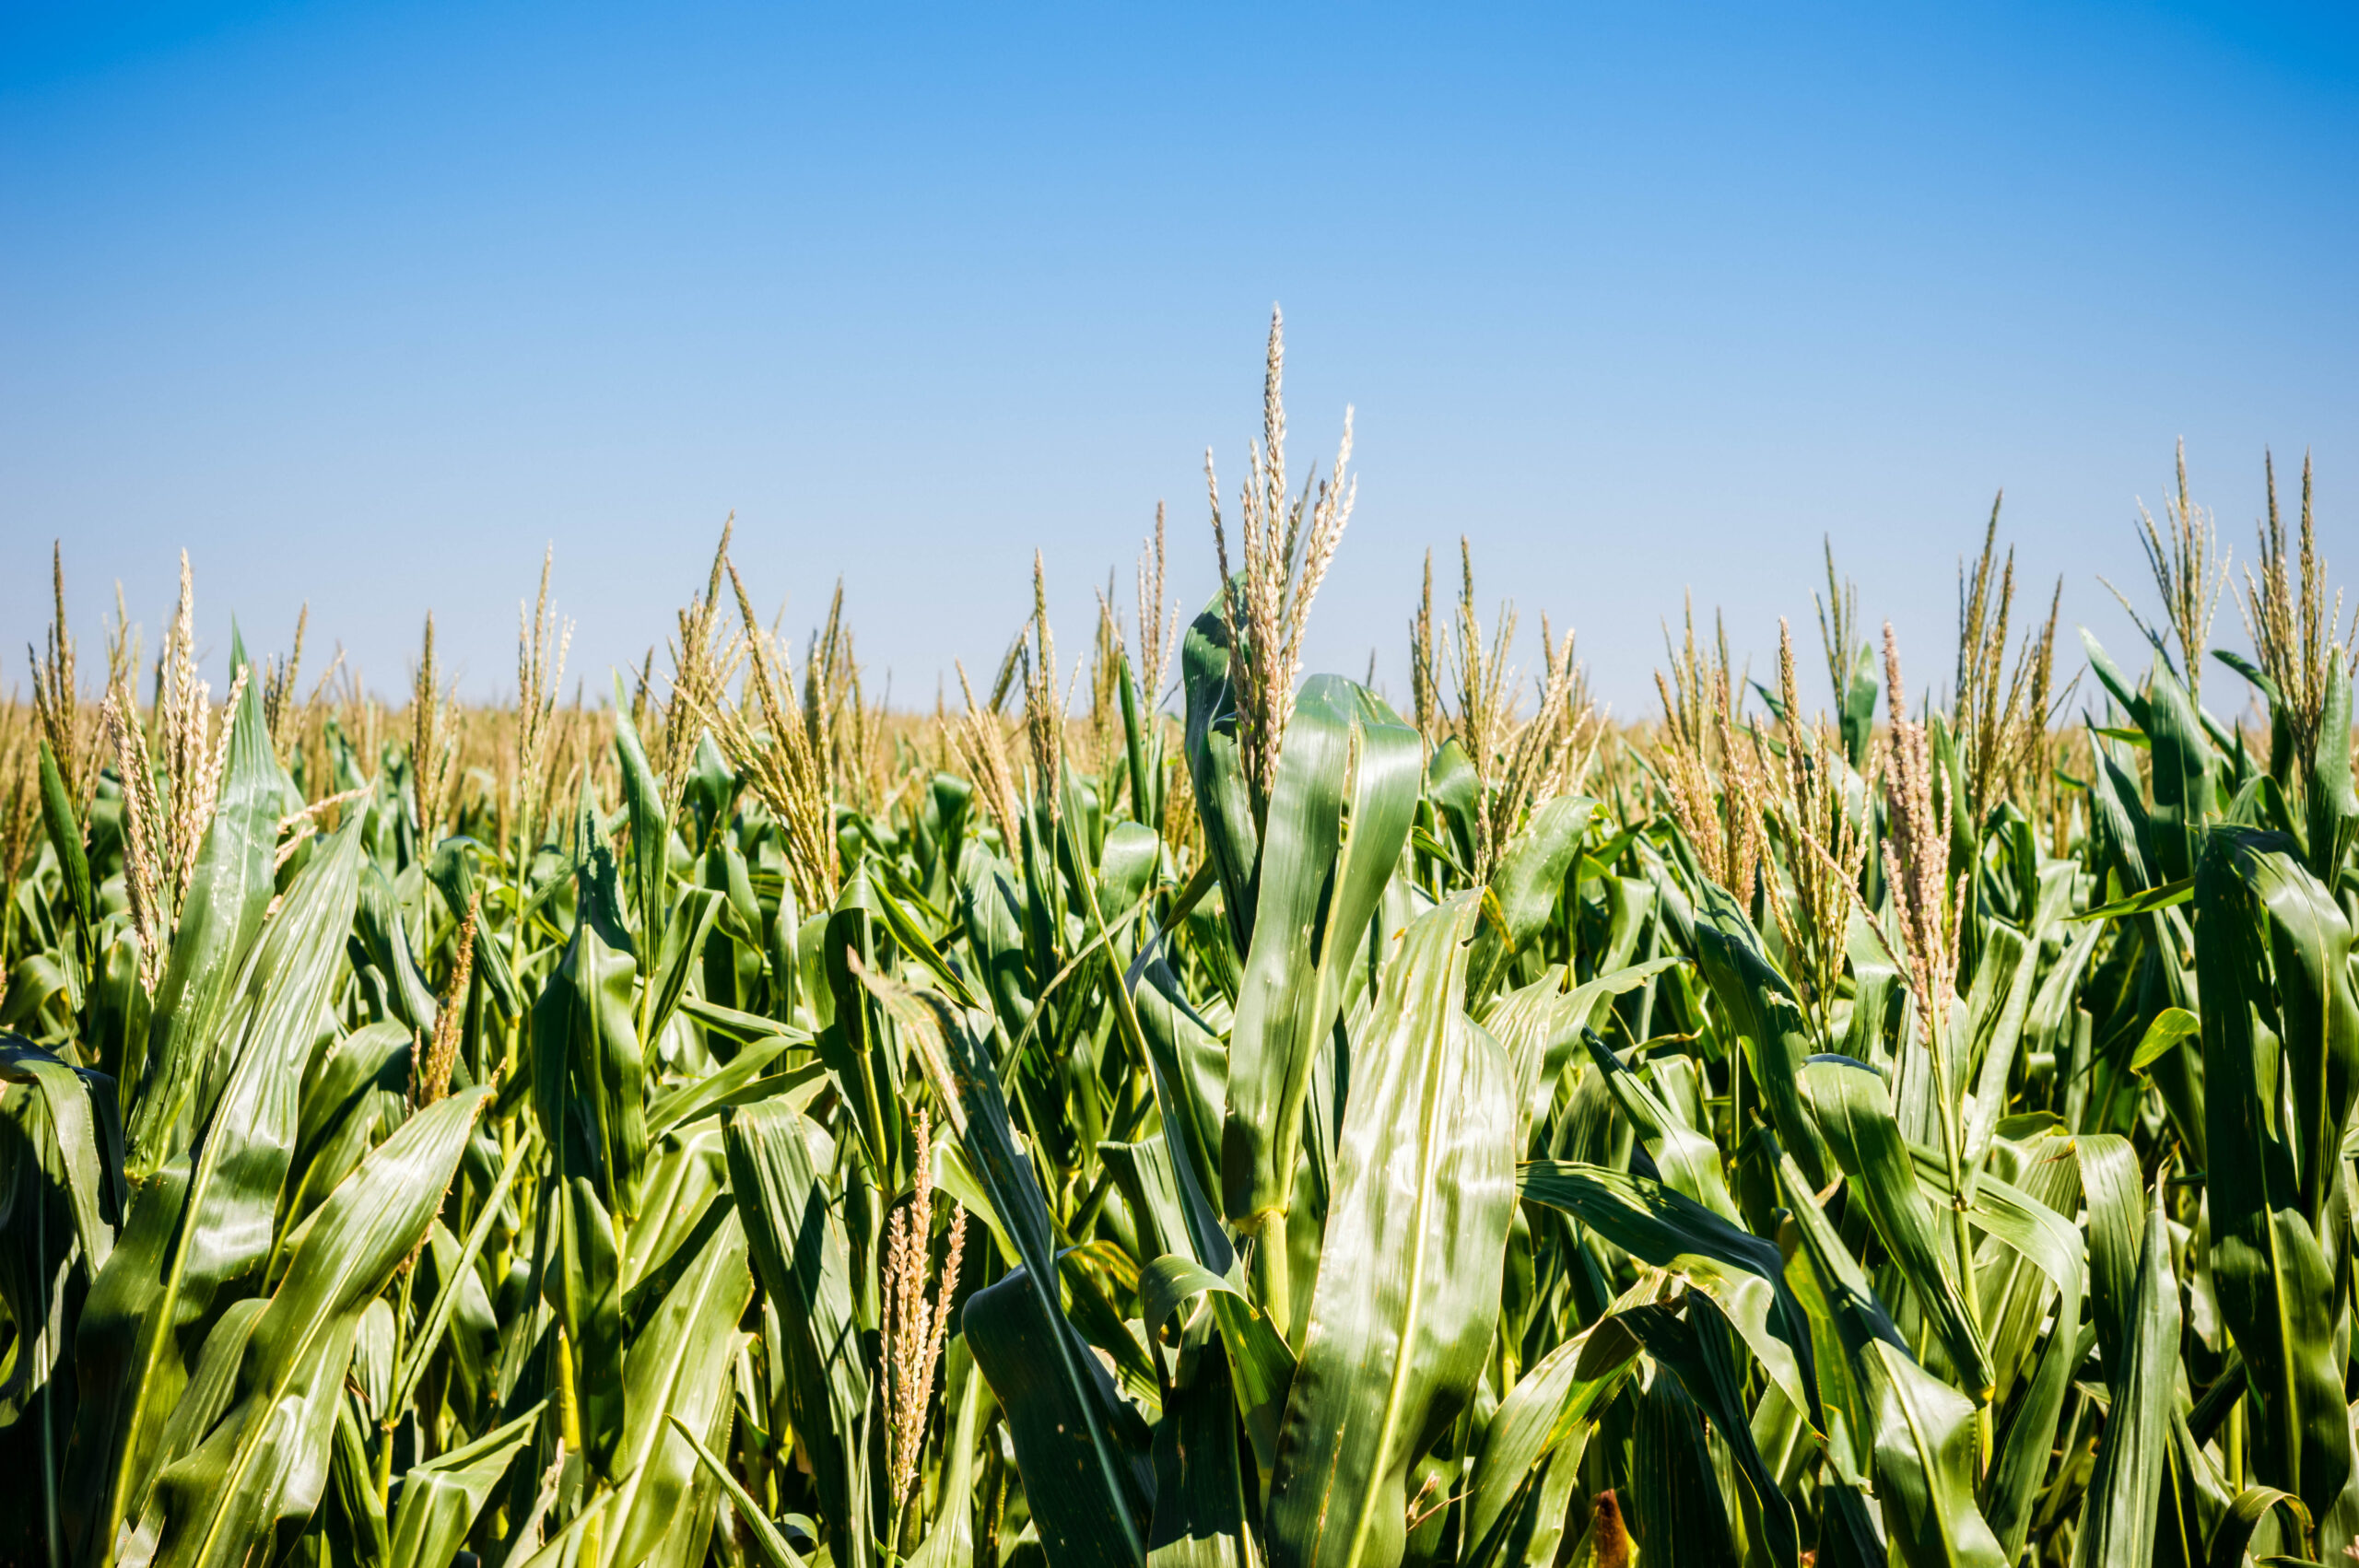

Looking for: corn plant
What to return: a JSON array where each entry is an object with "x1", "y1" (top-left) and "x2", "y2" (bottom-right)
[{"x1": 3, "y1": 334, "x2": 2357, "y2": 1568}]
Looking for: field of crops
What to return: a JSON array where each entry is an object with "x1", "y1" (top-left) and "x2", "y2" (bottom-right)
[{"x1": 5, "y1": 325, "x2": 2357, "y2": 1568}]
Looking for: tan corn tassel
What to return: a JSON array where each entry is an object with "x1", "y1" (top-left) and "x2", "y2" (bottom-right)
[
  {"x1": 1881, "y1": 625, "x2": 1959, "y2": 1053},
  {"x1": 882, "y1": 1106, "x2": 968, "y2": 1511}
]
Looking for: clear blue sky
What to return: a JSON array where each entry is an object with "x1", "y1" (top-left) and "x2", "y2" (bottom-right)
[{"x1": 5, "y1": 1, "x2": 2354, "y2": 719}]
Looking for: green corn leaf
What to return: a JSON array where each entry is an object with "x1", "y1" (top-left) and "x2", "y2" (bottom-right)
[
  {"x1": 2130, "y1": 1006, "x2": 2203, "y2": 1071},
  {"x1": 533, "y1": 907, "x2": 649, "y2": 1223},
  {"x1": 672, "y1": 1414, "x2": 808, "y2": 1568},
  {"x1": 1180, "y1": 591, "x2": 1259, "y2": 954},
  {"x1": 1797, "y1": 1057, "x2": 1992, "y2": 1400},
  {"x1": 612, "y1": 673, "x2": 672, "y2": 946},
  {"x1": 0, "y1": 1035, "x2": 124, "y2": 1271},
  {"x1": 352, "y1": 864, "x2": 441, "y2": 1037},
  {"x1": 1459, "y1": 1316, "x2": 1641, "y2": 1568},
  {"x1": 1771, "y1": 1146, "x2": 1898, "y2": 1489},
  {"x1": 1221, "y1": 673, "x2": 1419, "y2": 1231},
  {"x1": 37, "y1": 739, "x2": 96, "y2": 963},
  {"x1": 127, "y1": 1086, "x2": 490, "y2": 1568},
  {"x1": 1139, "y1": 1253, "x2": 1248, "y2": 1337},
  {"x1": 1262, "y1": 894, "x2": 1518, "y2": 1568},
  {"x1": 1979, "y1": 1259, "x2": 2083, "y2": 1560},
  {"x1": 1484, "y1": 956, "x2": 1685, "y2": 1140},
  {"x1": 722, "y1": 1100, "x2": 869, "y2": 1563},
  {"x1": 603, "y1": 1208, "x2": 755, "y2": 1568},
  {"x1": 640, "y1": 887, "x2": 724, "y2": 1049},
  {"x1": 388, "y1": 1132, "x2": 531, "y2": 1416},
  {"x1": 2069, "y1": 878, "x2": 2194, "y2": 923},
  {"x1": 1146, "y1": 1322, "x2": 1253, "y2": 1568},
  {"x1": 122, "y1": 678, "x2": 280, "y2": 1178},
  {"x1": 383, "y1": 1403, "x2": 546, "y2": 1568},
  {"x1": 2146, "y1": 662, "x2": 2217, "y2": 883},
  {"x1": 1625, "y1": 1363, "x2": 1739, "y2": 1566},
  {"x1": 280, "y1": 1022, "x2": 411, "y2": 1243},
  {"x1": 646, "y1": 1033, "x2": 820, "y2": 1137},
  {"x1": 1618, "y1": 1295, "x2": 1802, "y2": 1568},
  {"x1": 2078, "y1": 1188, "x2": 2182, "y2": 1568},
  {"x1": 1518, "y1": 1159, "x2": 1818, "y2": 1436},
  {"x1": 2195, "y1": 827, "x2": 2358, "y2": 1521},
  {"x1": 1582, "y1": 1030, "x2": 1738, "y2": 1221},
  {"x1": 1852, "y1": 1336, "x2": 2008, "y2": 1568},
  {"x1": 548, "y1": 1174, "x2": 626, "y2": 1477},
  {"x1": 875, "y1": 973, "x2": 1155, "y2": 1566},
  {"x1": 1465, "y1": 793, "x2": 1598, "y2": 1004},
  {"x1": 1690, "y1": 884, "x2": 1828, "y2": 1188},
  {"x1": 964, "y1": 1268, "x2": 1156, "y2": 1568},
  {"x1": 2307, "y1": 663, "x2": 2359, "y2": 883},
  {"x1": 2206, "y1": 1486, "x2": 2312, "y2": 1568},
  {"x1": 1126, "y1": 946, "x2": 1229, "y2": 1239},
  {"x1": 67, "y1": 814, "x2": 366, "y2": 1567}
]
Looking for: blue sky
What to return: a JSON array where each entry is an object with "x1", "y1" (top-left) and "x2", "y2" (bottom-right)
[{"x1": 4, "y1": 1, "x2": 2354, "y2": 718}]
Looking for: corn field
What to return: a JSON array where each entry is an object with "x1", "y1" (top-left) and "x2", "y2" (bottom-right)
[{"x1": 4, "y1": 321, "x2": 2357, "y2": 1568}]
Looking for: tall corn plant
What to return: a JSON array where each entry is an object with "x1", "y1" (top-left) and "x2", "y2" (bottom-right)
[{"x1": 6, "y1": 394, "x2": 2359, "y2": 1568}]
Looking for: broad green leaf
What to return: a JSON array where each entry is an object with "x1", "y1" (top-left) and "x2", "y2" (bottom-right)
[
  {"x1": 388, "y1": 1133, "x2": 531, "y2": 1416},
  {"x1": 1466, "y1": 794, "x2": 1598, "y2": 1004},
  {"x1": 2147, "y1": 663, "x2": 2216, "y2": 883},
  {"x1": 2130, "y1": 1006, "x2": 2202, "y2": 1071},
  {"x1": 2195, "y1": 827, "x2": 2358, "y2": 1521},
  {"x1": 68, "y1": 815, "x2": 366, "y2": 1567},
  {"x1": 1619, "y1": 1296, "x2": 1801, "y2": 1568},
  {"x1": 37, "y1": 739, "x2": 96, "y2": 959},
  {"x1": 874, "y1": 976, "x2": 1155, "y2": 1566},
  {"x1": 1625, "y1": 1363, "x2": 1739, "y2": 1566},
  {"x1": 1980, "y1": 1266, "x2": 2083, "y2": 1561},
  {"x1": 1582, "y1": 1031, "x2": 1737, "y2": 1221},
  {"x1": 384, "y1": 1403, "x2": 545, "y2": 1568},
  {"x1": 1483, "y1": 956, "x2": 1685, "y2": 1139},
  {"x1": 2205, "y1": 1486, "x2": 2311, "y2": 1568},
  {"x1": 0, "y1": 1035, "x2": 123, "y2": 1270},
  {"x1": 1854, "y1": 1337, "x2": 2008, "y2": 1568},
  {"x1": 1180, "y1": 591, "x2": 1259, "y2": 954},
  {"x1": 1797, "y1": 1057, "x2": 1992, "y2": 1399},
  {"x1": 280, "y1": 1022, "x2": 410, "y2": 1241},
  {"x1": 1690, "y1": 884, "x2": 1828, "y2": 1188},
  {"x1": 722, "y1": 1100, "x2": 869, "y2": 1563},
  {"x1": 1518, "y1": 1160, "x2": 1817, "y2": 1434},
  {"x1": 128, "y1": 1086, "x2": 490, "y2": 1568},
  {"x1": 2069, "y1": 878, "x2": 2193, "y2": 923},
  {"x1": 1147, "y1": 1324, "x2": 1252, "y2": 1568},
  {"x1": 964, "y1": 1268, "x2": 1156, "y2": 1568},
  {"x1": 122, "y1": 677, "x2": 281, "y2": 1178},
  {"x1": 534, "y1": 908, "x2": 649, "y2": 1223},
  {"x1": 603, "y1": 1209, "x2": 755, "y2": 1568},
  {"x1": 2307, "y1": 662, "x2": 2359, "y2": 883},
  {"x1": 2078, "y1": 1189, "x2": 2181, "y2": 1568},
  {"x1": 1139, "y1": 1253, "x2": 1248, "y2": 1337},
  {"x1": 1460, "y1": 1316, "x2": 1640, "y2": 1567},
  {"x1": 672, "y1": 1414, "x2": 808, "y2": 1568},
  {"x1": 646, "y1": 1039, "x2": 822, "y2": 1138},
  {"x1": 1263, "y1": 895, "x2": 1517, "y2": 1568},
  {"x1": 611, "y1": 673, "x2": 672, "y2": 949},
  {"x1": 1221, "y1": 674, "x2": 1419, "y2": 1231}
]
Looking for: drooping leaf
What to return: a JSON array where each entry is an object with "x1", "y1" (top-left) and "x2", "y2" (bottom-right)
[{"x1": 384, "y1": 1403, "x2": 546, "y2": 1568}]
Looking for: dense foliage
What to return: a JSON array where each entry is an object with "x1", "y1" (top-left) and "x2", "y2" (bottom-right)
[{"x1": 4, "y1": 330, "x2": 2356, "y2": 1568}]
